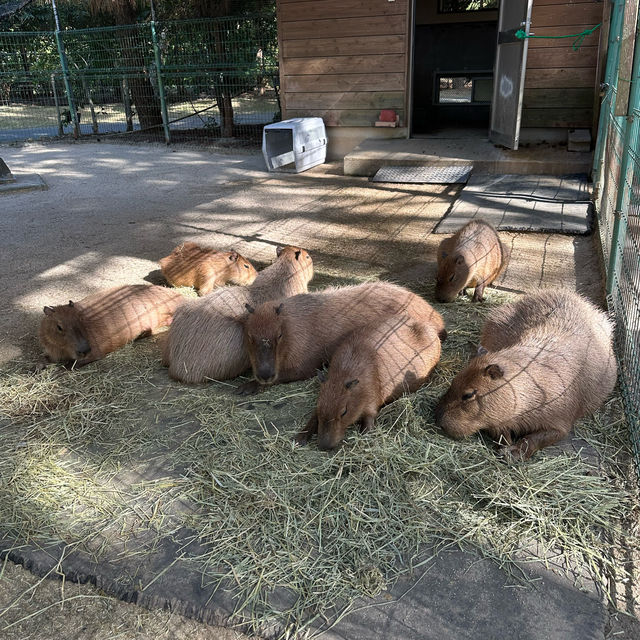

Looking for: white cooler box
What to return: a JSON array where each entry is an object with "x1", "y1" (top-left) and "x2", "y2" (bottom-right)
[{"x1": 262, "y1": 117, "x2": 327, "y2": 173}]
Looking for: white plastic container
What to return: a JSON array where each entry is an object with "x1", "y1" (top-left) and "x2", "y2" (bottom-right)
[{"x1": 262, "y1": 117, "x2": 327, "y2": 173}]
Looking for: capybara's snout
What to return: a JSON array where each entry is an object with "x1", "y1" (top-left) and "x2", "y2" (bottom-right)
[{"x1": 255, "y1": 363, "x2": 276, "y2": 384}]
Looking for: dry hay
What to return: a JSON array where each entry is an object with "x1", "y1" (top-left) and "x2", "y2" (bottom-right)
[{"x1": 0, "y1": 284, "x2": 637, "y2": 638}]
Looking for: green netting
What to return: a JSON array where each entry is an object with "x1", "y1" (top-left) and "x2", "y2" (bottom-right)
[
  {"x1": 0, "y1": 12, "x2": 279, "y2": 143},
  {"x1": 592, "y1": 0, "x2": 640, "y2": 483}
]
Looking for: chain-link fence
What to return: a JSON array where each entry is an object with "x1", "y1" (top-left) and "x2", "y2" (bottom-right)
[
  {"x1": 0, "y1": 13, "x2": 279, "y2": 144},
  {"x1": 592, "y1": 0, "x2": 640, "y2": 481}
]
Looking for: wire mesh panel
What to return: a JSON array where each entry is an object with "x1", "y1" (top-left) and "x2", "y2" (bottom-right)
[
  {"x1": 593, "y1": 1, "x2": 640, "y2": 482},
  {"x1": 0, "y1": 10, "x2": 279, "y2": 144},
  {"x1": 0, "y1": 31, "x2": 68, "y2": 141}
]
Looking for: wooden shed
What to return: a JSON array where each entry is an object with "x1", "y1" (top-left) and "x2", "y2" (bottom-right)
[{"x1": 276, "y1": 0, "x2": 607, "y2": 158}]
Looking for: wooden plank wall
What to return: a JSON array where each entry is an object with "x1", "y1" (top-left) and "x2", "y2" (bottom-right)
[
  {"x1": 522, "y1": 0, "x2": 605, "y2": 129},
  {"x1": 278, "y1": 0, "x2": 410, "y2": 126}
]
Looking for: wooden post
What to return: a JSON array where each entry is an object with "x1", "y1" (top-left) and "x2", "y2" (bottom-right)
[
  {"x1": 51, "y1": 73, "x2": 63, "y2": 136},
  {"x1": 121, "y1": 77, "x2": 133, "y2": 132}
]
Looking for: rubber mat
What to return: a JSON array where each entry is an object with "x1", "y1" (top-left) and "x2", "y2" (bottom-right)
[{"x1": 435, "y1": 173, "x2": 593, "y2": 235}]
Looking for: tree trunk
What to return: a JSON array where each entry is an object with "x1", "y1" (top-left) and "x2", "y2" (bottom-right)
[
  {"x1": 213, "y1": 20, "x2": 234, "y2": 138},
  {"x1": 118, "y1": 27, "x2": 163, "y2": 131}
]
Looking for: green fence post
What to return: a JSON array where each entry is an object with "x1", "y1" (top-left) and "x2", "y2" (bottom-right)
[
  {"x1": 605, "y1": 18, "x2": 640, "y2": 295},
  {"x1": 592, "y1": 0, "x2": 626, "y2": 189},
  {"x1": 150, "y1": 18, "x2": 171, "y2": 144},
  {"x1": 51, "y1": 0, "x2": 79, "y2": 139}
]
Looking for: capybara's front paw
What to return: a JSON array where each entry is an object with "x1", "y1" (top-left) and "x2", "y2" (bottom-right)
[
  {"x1": 293, "y1": 430, "x2": 310, "y2": 446},
  {"x1": 499, "y1": 441, "x2": 529, "y2": 462},
  {"x1": 235, "y1": 380, "x2": 263, "y2": 396}
]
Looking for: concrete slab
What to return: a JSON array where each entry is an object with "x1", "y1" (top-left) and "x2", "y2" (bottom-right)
[
  {"x1": 0, "y1": 172, "x2": 47, "y2": 193},
  {"x1": 344, "y1": 137, "x2": 593, "y2": 177},
  {"x1": 435, "y1": 174, "x2": 593, "y2": 235}
]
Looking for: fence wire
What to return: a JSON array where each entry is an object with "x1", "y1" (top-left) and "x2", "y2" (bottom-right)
[
  {"x1": 0, "y1": 13, "x2": 279, "y2": 144},
  {"x1": 593, "y1": 0, "x2": 640, "y2": 482}
]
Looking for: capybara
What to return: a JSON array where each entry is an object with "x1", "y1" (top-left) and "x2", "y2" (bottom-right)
[
  {"x1": 296, "y1": 314, "x2": 443, "y2": 450},
  {"x1": 435, "y1": 219, "x2": 509, "y2": 303},
  {"x1": 159, "y1": 242, "x2": 257, "y2": 295},
  {"x1": 241, "y1": 281, "x2": 446, "y2": 394},
  {"x1": 40, "y1": 284, "x2": 184, "y2": 366},
  {"x1": 164, "y1": 245, "x2": 313, "y2": 383},
  {"x1": 435, "y1": 289, "x2": 617, "y2": 460}
]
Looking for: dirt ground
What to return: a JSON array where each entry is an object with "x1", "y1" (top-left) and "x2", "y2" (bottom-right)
[{"x1": 0, "y1": 141, "x2": 634, "y2": 639}]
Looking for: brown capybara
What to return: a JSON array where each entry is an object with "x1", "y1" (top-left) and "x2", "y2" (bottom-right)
[
  {"x1": 164, "y1": 245, "x2": 313, "y2": 383},
  {"x1": 241, "y1": 281, "x2": 446, "y2": 394},
  {"x1": 296, "y1": 313, "x2": 443, "y2": 450},
  {"x1": 435, "y1": 219, "x2": 509, "y2": 303},
  {"x1": 40, "y1": 284, "x2": 184, "y2": 366},
  {"x1": 435, "y1": 289, "x2": 617, "y2": 460},
  {"x1": 159, "y1": 242, "x2": 258, "y2": 295}
]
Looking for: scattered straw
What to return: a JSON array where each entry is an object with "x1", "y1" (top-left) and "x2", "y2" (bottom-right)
[{"x1": 0, "y1": 286, "x2": 637, "y2": 638}]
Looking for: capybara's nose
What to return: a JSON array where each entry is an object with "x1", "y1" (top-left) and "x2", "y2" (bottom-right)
[
  {"x1": 256, "y1": 365, "x2": 275, "y2": 382},
  {"x1": 76, "y1": 342, "x2": 91, "y2": 357}
]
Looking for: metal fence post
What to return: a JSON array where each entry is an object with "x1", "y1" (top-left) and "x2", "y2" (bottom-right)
[
  {"x1": 606, "y1": 23, "x2": 640, "y2": 295},
  {"x1": 592, "y1": 0, "x2": 626, "y2": 188},
  {"x1": 150, "y1": 20, "x2": 171, "y2": 144}
]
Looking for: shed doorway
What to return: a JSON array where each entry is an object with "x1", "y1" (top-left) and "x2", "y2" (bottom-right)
[{"x1": 411, "y1": 0, "x2": 499, "y2": 135}]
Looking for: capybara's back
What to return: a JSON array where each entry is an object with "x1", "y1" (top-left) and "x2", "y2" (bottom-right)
[
  {"x1": 299, "y1": 313, "x2": 443, "y2": 449},
  {"x1": 244, "y1": 280, "x2": 446, "y2": 388},
  {"x1": 436, "y1": 288, "x2": 616, "y2": 459},
  {"x1": 40, "y1": 284, "x2": 184, "y2": 366},
  {"x1": 159, "y1": 242, "x2": 257, "y2": 295},
  {"x1": 164, "y1": 245, "x2": 313, "y2": 383},
  {"x1": 435, "y1": 219, "x2": 509, "y2": 302}
]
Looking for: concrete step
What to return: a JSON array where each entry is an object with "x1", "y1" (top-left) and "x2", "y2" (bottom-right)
[{"x1": 344, "y1": 137, "x2": 593, "y2": 177}]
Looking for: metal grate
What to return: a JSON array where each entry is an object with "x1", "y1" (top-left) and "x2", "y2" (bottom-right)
[{"x1": 371, "y1": 164, "x2": 473, "y2": 184}]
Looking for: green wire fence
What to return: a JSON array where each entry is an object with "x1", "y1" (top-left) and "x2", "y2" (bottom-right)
[
  {"x1": 0, "y1": 13, "x2": 279, "y2": 144},
  {"x1": 592, "y1": 0, "x2": 640, "y2": 482}
]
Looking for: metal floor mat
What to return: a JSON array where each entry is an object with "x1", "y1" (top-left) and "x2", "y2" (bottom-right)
[{"x1": 371, "y1": 165, "x2": 473, "y2": 184}]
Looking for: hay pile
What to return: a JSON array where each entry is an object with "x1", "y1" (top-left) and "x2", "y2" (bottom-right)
[{"x1": 0, "y1": 286, "x2": 637, "y2": 637}]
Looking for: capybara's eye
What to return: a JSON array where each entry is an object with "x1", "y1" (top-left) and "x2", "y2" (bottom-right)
[
  {"x1": 449, "y1": 274, "x2": 455, "y2": 283},
  {"x1": 340, "y1": 407, "x2": 348, "y2": 417},
  {"x1": 277, "y1": 333, "x2": 283, "y2": 341},
  {"x1": 56, "y1": 324, "x2": 64, "y2": 332},
  {"x1": 462, "y1": 390, "x2": 477, "y2": 401},
  {"x1": 244, "y1": 264, "x2": 250, "y2": 269}
]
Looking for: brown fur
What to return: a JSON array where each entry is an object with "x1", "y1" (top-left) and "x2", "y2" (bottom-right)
[
  {"x1": 296, "y1": 314, "x2": 442, "y2": 450},
  {"x1": 435, "y1": 289, "x2": 617, "y2": 460},
  {"x1": 164, "y1": 245, "x2": 313, "y2": 383},
  {"x1": 39, "y1": 284, "x2": 184, "y2": 366},
  {"x1": 242, "y1": 281, "x2": 446, "y2": 393},
  {"x1": 159, "y1": 242, "x2": 258, "y2": 295},
  {"x1": 435, "y1": 219, "x2": 509, "y2": 303}
]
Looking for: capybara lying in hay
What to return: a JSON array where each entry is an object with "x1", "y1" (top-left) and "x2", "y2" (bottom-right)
[
  {"x1": 296, "y1": 313, "x2": 443, "y2": 450},
  {"x1": 241, "y1": 281, "x2": 446, "y2": 394},
  {"x1": 435, "y1": 289, "x2": 617, "y2": 460},
  {"x1": 40, "y1": 284, "x2": 184, "y2": 366},
  {"x1": 164, "y1": 245, "x2": 313, "y2": 383},
  {"x1": 159, "y1": 242, "x2": 257, "y2": 295},
  {"x1": 435, "y1": 219, "x2": 509, "y2": 303}
]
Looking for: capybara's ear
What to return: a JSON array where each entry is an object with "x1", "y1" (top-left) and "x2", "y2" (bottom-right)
[
  {"x1": 317, "y1": 369, "x2": 327, "y2": 383},
  {"x1": 455, "y1": 255, "x2": 465, "y2": 265},
  {"x1": 295, "y1": 250, "x2": 301, "y2": 260},
  {"x1": 276, "y1": 246, "x2": 284, "y2": 257},
  {"x1": 43, "y1": 306, "x2": 55, "y2": 316},
  {"x1": 228, "y1": 250, "x2": 239, "y2": 262},
  {"x1": 275, "y1": 302, "x2": 284, "y2": 315},
  {"x1": 484, "y1": 363, "x2": 504, "y2": 380},
  {"x1": 477, "y1": 345, "x2": 488, "y2": 356},
  {"x1": 68, "y1": 300, "x2": 74, "y2": 307},
  {"x1": 345, "y1": 379, "x2": 359, "y2": 389},
  {"x1": 245, "y1": 303, "x2": 255, "y2": 314}
]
